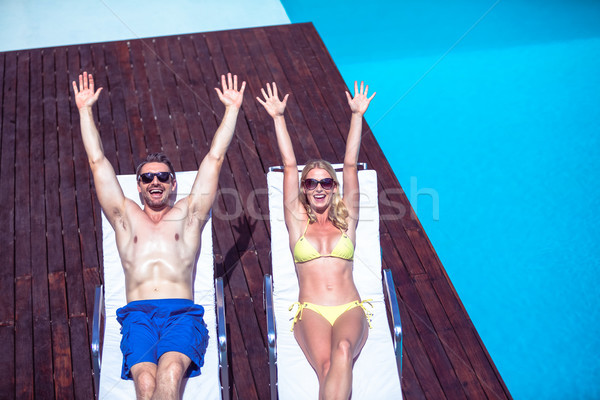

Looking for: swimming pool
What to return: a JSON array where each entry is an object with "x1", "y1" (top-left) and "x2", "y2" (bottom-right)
[{"x1": 281, "y1": 1, "x2": 600, "y2": 398}]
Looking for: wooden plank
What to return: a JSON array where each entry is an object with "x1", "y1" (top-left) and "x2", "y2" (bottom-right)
[
  {"x1": 142, "y1": 38, "x2": 180, "y2": 168},
  {"x1": 42, "y1": 49, "x2": 66, "y2": 276},
  {"x1": 226, "y1": 29, "x2": 279, "y2": 171},
  {"x1": 148, "y1": 38, "x2": 186, "y2": 173},
  {"x1": 176, "y1": 35, "x2": 212, "y2": 152},
  {"x1": 243, "y1": 27, "x2": 308, "y2": 166},
  {"x1": 265, "y1": 26, "x2": 335, "y2": 163},
  {"x1": 29, "y1": 48, "x2": 55, "y2": 399},
  {"x1": 80, "y1": 47, "x2": 108, "y2": 289},
  {"x1": 90, "y1": 44, "x2": 119, "y2": 170},
  {"x1": 14, "y1": 53, "x2": 34, "y2": 399},
  {"x1": 104, "y1": 42, "x2": 136, "y2": 173},
  {"x1": 70, "y1": 69, "x2": 102, "y2": 328},
  {"x1": 230, "y1": 292, "x2": 270, "y2": 400},
  {"x1": 239, "y1": 251, "x2": 268, "y2": 336},
  {"x1": 86, "y1": 45, "x2": 114, "y2": 290},
  {"x1": 78, "y1": 44, "x2": 93, "y2": 73},
  {"x1": 15, "y1": 52, "x2": 32, "y2": 278},
  {"x1": 183, "y1": 34, "x2": 221, "y2": 161},
  {"x1": 60, "y1": 47, "x2": 88, "y2": 399},
  {"x1": 70, "y1": 315, "x2": 94, "y2": 399},
  {"x1": 0, "y1": 51, "x2": 5, "y2": 155},
  {"x1": 0, "y1": 51, "x2": 17, "y2": 397},
  {"x1": 287, "y1": 25, "x2": 349, "y2": 160},
  {"x1": 184, "y1": 38, "x2": 259, "y2": 366},
  {"x1": 398, "y1": 349, "x2": 427, "y2": 400},
  {"x1": 407, "y1": 228, "x2": 511, "y2": 398},
  {"x1": 33, "y1": 320, "x2": 55, "y2": 400},
  {"x1": 67, "y1": 48, "x2": 97, "y2": 398},
  {"x1": 249, "y1": 28, "x2": 315, "y2": 164},
  {"x1": 380, "y1": 233, "x2": 446, "y2": 398},
  {"x1": 0, "y1": 326, "x2": 15, "y2": 397},
  {"x1": 210, "y1": 178, "x2": 264, "y2": 394},
  {"x1": 15, "y1": 276, "x2": 33, "y2": 400},
  {"x1": 115, "y1": 41, "x2": 147, "y2": 164},
  {"x1": 128, "y1": 39, "x2": 162, "y2": 158},
  {"x1": 0, "y1": 51, "x2": 16, "y2": 327},
  {"x1": 204, "y1": 31, "x2": 272, "y2": 361},
  {"x1": 217, "y1": 29, "x2": 273, "y2": 253},
  {"x1": 57, "y1": 47, "x2": 87, "y2": 318},
  {"x1": 275, "y1": 24, "x2": 341, "y2": 162},
  {"x1": 223, "y1": 287, "x2": 259, "y2": 400},
  {"x1": 48, "y1": 272, "x2": 74, "y2": 399},
  {"x1": 160, "y1": 36, "x2": 198, "y2": 171},
  {"x1": 213, "y1": 216, "x2": 265, "y2": 398}
]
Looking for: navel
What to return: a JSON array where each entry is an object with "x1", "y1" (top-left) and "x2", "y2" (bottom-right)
[
  {"x1": 175, "y1": 233, "x2": 179, "y2": 241},
  {"x1": 133, "y1": 236, "x2": 138, "y2": 244}
]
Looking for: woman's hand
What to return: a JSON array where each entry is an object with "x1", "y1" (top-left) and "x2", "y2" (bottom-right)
[
  {"x1": 345, "y1": 81, "x2": 375, "y2": 115},
  {"x1": 256, "y1": 82, "x2": 289, "y2": 118}
]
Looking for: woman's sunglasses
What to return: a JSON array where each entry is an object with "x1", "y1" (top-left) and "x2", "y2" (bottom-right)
[
  {"x1": 138, "y1": 172, "x2": 173, "y2": 184},
  {"x1": 303, "y1": 178, "x2": 335, "y2": 190}
]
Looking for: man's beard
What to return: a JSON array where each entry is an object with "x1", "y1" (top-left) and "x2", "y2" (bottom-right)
[{"x1": 142, "y1": 185, "x2": 170, "y2": 209}]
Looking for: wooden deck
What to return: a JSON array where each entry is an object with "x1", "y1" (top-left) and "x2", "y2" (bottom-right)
[{"x1": 0, "y1": 23, "x2": 512, "y2": 399}]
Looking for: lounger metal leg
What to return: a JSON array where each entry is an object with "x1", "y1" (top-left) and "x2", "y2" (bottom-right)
[
  {"x1": 91, "y1": 285, "x2": 104, "y2": 398},
  {"x1": 383, "y1": 269, "x2": 403, "y2": 378},
  {"x1": 264, "y1": 274, "x2": 277, "y2": 400},
  {"x1": 215, "y1": 277, "x2": 229, "y2": 400}
]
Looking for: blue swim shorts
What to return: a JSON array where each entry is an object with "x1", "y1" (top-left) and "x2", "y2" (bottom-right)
[{"x1": 116, "y1": 298, "x2": 209, "y2": 380}]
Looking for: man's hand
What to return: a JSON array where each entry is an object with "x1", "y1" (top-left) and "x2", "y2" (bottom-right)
[
  {"x1": 345, "y1": 81, "x2": 375, "y2": 116},
  {"x1": 215, "y1": 73, "x2": 246, "y2": 109},
  {"x1": 72, "y1": 72, "x2": 103, "y2": 110},
  {"x1": 256, "y1": 82, "x2": 289, "y2": 118}
]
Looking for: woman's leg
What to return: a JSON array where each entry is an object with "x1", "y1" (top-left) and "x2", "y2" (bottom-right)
[
  {"x1": 322, "y1": 306, "x2": 369, "y2": 400},
  {"x1": 293, "y1": 309, "x2": 334, "y2": 392}
]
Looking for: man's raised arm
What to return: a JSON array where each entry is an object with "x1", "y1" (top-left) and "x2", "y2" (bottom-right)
[
  {"x1": 187, "y1": 73, "x2": 246, "y2": 220},
  {"x1": 73, "y1": 72, "x2": 127, "y2": 227}
]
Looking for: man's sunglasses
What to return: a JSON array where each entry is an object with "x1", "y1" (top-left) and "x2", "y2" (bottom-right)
[
  {"x1": 303, "y1": 178, "x2": 335, "y2": 190},
  {"x1": 138, "y1": 172, "x2": 174, "y2": 184}
]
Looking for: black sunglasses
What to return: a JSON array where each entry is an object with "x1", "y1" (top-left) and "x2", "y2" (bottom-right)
[
  {"x1": 138, "y1": 172, "x2": 173, "y2": 184},
  {"x1": 303, "y1": 178, "x2": 335, "y2": 190}
]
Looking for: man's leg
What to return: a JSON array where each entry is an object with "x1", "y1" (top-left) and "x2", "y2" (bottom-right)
[
  {"x1": 151, "y1": 351, "x2": 192, "y2": 400},
  {"x1": 130, "y1": 362, "x2": 158, "y2": 400}
]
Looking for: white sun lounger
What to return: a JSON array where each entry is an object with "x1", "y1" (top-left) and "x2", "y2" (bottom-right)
[
  {"x1": 264, "y1": 165, "x2": 403, "y2": 399},
  {"x1": 91, "y1": 171, "x2": 229, "y2": 400}
]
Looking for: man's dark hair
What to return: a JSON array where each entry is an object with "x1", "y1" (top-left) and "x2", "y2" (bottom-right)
[{"x1": 135, "y1": 152, "x2": 176, "y2": 180}]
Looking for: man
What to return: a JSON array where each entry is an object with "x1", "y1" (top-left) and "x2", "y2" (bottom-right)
[{"x1": 73, "y1": 71, "x2": 245, "y2": 399}]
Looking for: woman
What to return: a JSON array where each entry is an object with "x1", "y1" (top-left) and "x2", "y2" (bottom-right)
[{"x1": 257, "y1": 81, "x2": 375, "y2": 399}]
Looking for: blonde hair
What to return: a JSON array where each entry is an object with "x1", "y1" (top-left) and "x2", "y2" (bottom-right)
[{"x1": 299, "y1": 159, "x2": 349, "y2": 231}]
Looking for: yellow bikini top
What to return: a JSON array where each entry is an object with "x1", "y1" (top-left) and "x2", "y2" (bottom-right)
[{"x1": 293, "y1": 221, "x2": 354, "y2": 263}]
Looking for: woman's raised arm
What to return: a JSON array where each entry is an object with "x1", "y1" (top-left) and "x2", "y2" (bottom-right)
[
  {"x1": 343, "y1": 81, "x2": 375, "y2": 229},
  {"x1": 257, "y1": 83, "x2": 306, "y2": 236}
]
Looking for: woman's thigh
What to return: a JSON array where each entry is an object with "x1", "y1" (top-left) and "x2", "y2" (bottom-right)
[
  {"x1": 293, "y1": 309, "x2": 334, "y2": 371},
  {"x1": 331, "y1": 306, "x2": 369, "y2": 359}
]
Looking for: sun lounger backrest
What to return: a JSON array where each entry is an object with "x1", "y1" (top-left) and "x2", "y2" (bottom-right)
[
  {"x1": 267, "y1": 168, "x2": 402, "y2": 399},
  {"x1": 99, "y1": 171, "x2": 221, "y2": 399}
]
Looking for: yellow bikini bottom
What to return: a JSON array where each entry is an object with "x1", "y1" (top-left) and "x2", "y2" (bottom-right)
[{"x1": 289, "y1": 300, "x2": 373, "y2": 331}]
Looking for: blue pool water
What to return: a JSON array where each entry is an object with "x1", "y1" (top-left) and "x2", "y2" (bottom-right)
[{"x1": 282, "y1": 1, "x2": 600, "y2": 398}]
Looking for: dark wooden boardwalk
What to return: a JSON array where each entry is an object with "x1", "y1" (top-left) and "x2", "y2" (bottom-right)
[{"x1": 0, "y1": 23, "x2": 511, "y2": 399}]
